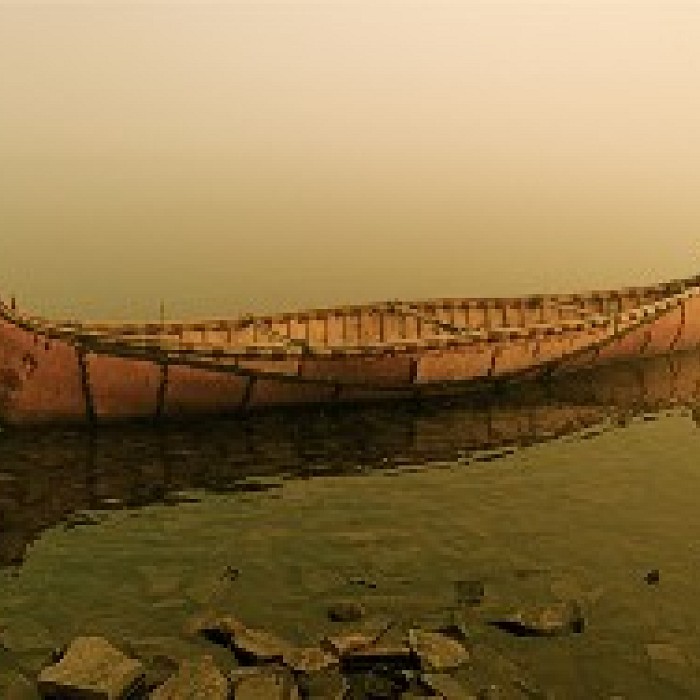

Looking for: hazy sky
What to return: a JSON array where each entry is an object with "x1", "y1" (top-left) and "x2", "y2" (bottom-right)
[{"x1": 2, "y1": 1, "x2": 700, "y2": 319}]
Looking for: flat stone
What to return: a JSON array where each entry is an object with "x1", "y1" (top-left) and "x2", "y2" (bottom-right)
[
  {"x1": 150, "y1": 655, "x2": 229, "y2": 699},
  {"x1": 491, "y1": 601, "x2": 585, "y2": 637},
  {"x1": 230, "y1": 626, "x2": 293, "y2": 664},
  {"x1": 282, "y1": 646, "x2": 338, "y2": 674},
  {"x1": 408, "y1": 630, "x2": 469, "y2": 672},
  {"x1": 37, "y1": 636, "x2": 144, "y2": 700},
  {"x1": 231, "y1": 667, "x2": 300, "y2": 700},
  {"x1": 320, "y1": 633, "x2": 379, "y2": 657},
  {"x1": 183, "y1": 612, "x2": 245, "y2": 641}
]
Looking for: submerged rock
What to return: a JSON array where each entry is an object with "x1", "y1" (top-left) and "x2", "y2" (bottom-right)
[
  {"x1": 491, "y1": 600, "x2": 585, "y2": 637},
  {"x1": 37, "y1": 636, "x2": 144, "y2": 700},
  {"x1": 327, "y1": 601, "x2": 365, "y2": 623},
  {"x1": 149, "y1": 655, "x2": 228, "y2": 699}
]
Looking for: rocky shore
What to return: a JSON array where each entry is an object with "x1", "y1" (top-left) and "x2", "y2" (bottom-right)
[{"x1": 0, "y1": 577, "x2": 588, "y2": 699}]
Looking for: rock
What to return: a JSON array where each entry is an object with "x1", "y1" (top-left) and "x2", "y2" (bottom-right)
[
  {"x1": 182, "y1": 611, "x2": 227, "y2": 639},
  {"x1": 420, "y1": 672, "x2": 478, "y2": 699},
  {"x1": 283, "y1": 645, "x2": 344, "y2": 699},
  {"x1": 491, "y1": 601, "x2": 585, "y2": 637},
  {"x1": 327, "y1": 601, "x2": 365, "y2": 623},
  {"x1": 283, "y1": 646, "x2": 338, "y2": 674},
  {"x1": 120, "y1": 637, "x2": 182, "y2": 692},
  {"x1": 149, "y1": 655, "x2": 229, "y2": 699},
  {"x1": 320, "y1": 614, "x2": 395, "y2": 659},
  {"x1": 231, "y1": 667, "x2": 300, "y2": 700},
  {"x1": 408, "y1": 630, "x2": 469, "y2": 672},
  {"x1": 230, "y1": 625, "x2": 293, "y2": 664},
  {"x1": 321, "y1": 633, "x2": 381, "y2": 658},
  {"x1": 37, "y1": 636, "x2": 144, "y2": 700},
  {"x1": 123, "y1": 634, "x2": 239, "y2": 684},
  {"x1": 184, "y1": 612, "x2": 291, "y2": 663},
  {"x1": 455, "y1": 580, "x2": 485, "y2": 607},
  {"x1": 645, "y1": 569, "x2": 660, "y2": 585},
  {"x1": 434, "y1": 620, "x2": 471, "y2": 645}
]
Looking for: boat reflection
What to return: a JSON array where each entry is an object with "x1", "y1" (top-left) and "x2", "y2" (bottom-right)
[{"x1": 1, "y1": 349, "x2": 700, "y2": 568}]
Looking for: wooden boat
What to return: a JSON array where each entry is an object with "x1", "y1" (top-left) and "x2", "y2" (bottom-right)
[{"x1": 2, "y1": 275, "x2": 700, "y2": 425}]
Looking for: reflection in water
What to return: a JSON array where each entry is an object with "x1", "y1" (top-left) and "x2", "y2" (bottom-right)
[{"x1": 1, "y1": 350, "x2": 700, "y2": 568}]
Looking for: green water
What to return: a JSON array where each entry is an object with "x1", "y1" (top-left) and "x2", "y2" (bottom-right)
[{"x1": 2, "y1": 354, "x2": 700, "y2": 697}]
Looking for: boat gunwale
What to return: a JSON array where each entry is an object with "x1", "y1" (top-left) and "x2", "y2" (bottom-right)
[
  {"x1": 2, "y1": 273, "x2": 696, "y2": 333},
  {"x1": 1, "y1": 281, "x2": 696, "y2": 347},
  {"x1": 0, "y1": 284, "x2": 694, "y2": 387}
]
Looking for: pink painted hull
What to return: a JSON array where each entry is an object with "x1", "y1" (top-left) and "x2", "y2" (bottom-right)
[{"x1": 2, "y1": 280, "x2": 700, "y2": 425}]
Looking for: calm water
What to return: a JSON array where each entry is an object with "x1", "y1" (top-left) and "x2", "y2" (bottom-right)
[{"x1": 2, "y1": 351, "x2": 700, "y2": 697}]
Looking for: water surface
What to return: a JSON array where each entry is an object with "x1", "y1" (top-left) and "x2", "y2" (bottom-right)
[{"x1": 2, "y1": 351, "x2": 700, "y2": 697}]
